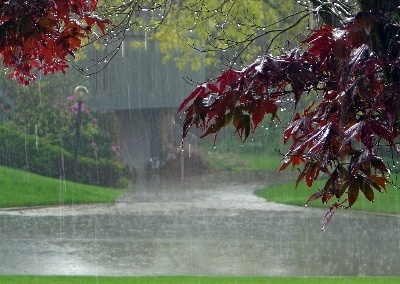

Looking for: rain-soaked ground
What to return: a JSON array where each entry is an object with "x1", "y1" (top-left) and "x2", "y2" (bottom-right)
[{"x1": 0, "y1": 171, "x2": 399, "y2": 276}]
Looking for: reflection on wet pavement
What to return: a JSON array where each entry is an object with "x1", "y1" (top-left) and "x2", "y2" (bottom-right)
[{"x1": 0, "y1": 171, "x2": 399, "y2": 276}]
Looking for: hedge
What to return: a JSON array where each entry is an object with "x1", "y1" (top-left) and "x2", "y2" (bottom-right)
[{"x1": 0, "y1": 125, "x2": 129, "y2": 188}]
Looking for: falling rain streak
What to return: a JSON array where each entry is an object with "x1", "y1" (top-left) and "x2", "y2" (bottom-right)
[{"x1": 0, "y1": 0, "x2": 399, "y2": 280}]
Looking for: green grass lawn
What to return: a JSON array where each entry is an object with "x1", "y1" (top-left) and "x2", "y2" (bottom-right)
[
  {"x1": 0, "y1": 165, "x2": 124, "y2": 208},
  {"x1": 0, "y1": 276, "x2": 399, "y2": 284},
  {"x1": 205, "y1": 151, "x2": 283, "y2": 171},
  {"x1": 254, "y1": 179, "x2": 400, "y2": 214}
]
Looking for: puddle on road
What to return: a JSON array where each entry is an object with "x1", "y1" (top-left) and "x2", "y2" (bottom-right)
[{"x1": 0, "y1": 171, "x2": 399, "y2": 276}]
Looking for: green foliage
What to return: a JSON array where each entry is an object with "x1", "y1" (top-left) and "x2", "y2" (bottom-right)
[
  {"x1": 0, "y1": 165, "x2": 123, "y2": 208},
  {"x1": 0, "y1": 124, "x2": 128, "y2": 188},
  {"x1": 77, "y1": 156, "x2": 129, "y2": 188},
  {"x1": 1, "y1": 68, "x2": 85, "y2": 137},
  {"x1": 10, "y1": 74, "x2": 90, "y2": 149},
  {"x1": 59, "y1": 95, "x2": 117, "y2": 160},
  {"x1": 0, "y1": 123, "x2": 62, "y2": 177},
  {"x1": 134, "y1": 0, "x2": 305, "y2": 73},
  {"x1": 0, "y1": 66, "x2": 121, "y2": 159}
]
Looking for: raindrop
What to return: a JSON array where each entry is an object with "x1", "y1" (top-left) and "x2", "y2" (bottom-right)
[{"x1": 35, "y1": 125, "x2": 39, "y2": 148}]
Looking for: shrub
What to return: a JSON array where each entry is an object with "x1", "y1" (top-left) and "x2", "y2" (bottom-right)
[{"x1": 0, "y1": 124, "x2": 128, "y2": 188}]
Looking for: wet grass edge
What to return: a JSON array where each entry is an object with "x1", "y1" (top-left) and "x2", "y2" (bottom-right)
[
  {"x1": 254, "y1": 179, "x2": 400, "y2": 214},
  {"x1": 0, "y1": 165, "x2": 124, "y2": 208}
]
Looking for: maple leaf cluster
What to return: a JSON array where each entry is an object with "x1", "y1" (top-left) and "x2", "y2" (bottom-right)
[
  {"x1": 179, "y1": 10, "x2": 400, "y2": 227},
  {"x1": 0, "y1": 0, "x2": 110, "y2": 85}
]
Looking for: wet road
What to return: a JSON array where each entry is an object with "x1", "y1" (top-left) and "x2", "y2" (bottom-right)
[{"x1": 0, "y1": 172, "x2": 399, "y2": 276}]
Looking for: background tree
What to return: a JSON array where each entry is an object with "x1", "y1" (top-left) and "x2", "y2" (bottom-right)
[
  {"x1": 76, "y1": 1, "x2": 307, "y2": 79},
  {"x1": 178, "y1": 0, "x2": 400, "y2": 229},
  {"x1": 148, "y1": 0, "x2": 304, "y2": 73},
  {"x1": 0, "y1": 68, "x2": 118, "y2": 157},
  {"x1": 0, "y1": 1, "x2": 131, "y2": 185},
  {"x1": 0, "y1": 66, "x2": 125, "y2": 184}
]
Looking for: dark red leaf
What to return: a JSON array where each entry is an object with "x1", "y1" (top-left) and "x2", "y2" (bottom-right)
[
  {"x1": 200, "y1": 113, "x2": 233, "y2": 138},
  {"x1": 279, "y1": 154, "x2": 306, "y2": 172},
  {"x1": 322, "y1": 171, "x2": 337, "y2": 204},
  {"x1": 305, "y1": 162, "x2": 319, "y2": 187},
  {"x1": 217, "y1": 69, "x2": 240, "y2": 93},
  {"x1": 295, "y1": 162, "x2": 310, "y2": 188},
  {"x1": 342, "y1": 121, "x2": 363, "y2": 148},
  {"x1": 250, "y1": 99, "x2": 278, "y2": 131},
  {"x1": 348, "y1": 177, "x2": 360, "y2": 207},
  {"x1": 337, "y1": 180, "x2": 350, "y2": 199},
  {"x1": 307, "y1": 124, "x2": 332, "y2": 154},
  {"x1": 233, "y1": 114, "x2": 251, "y2": 143},
  {"x1": 367, "y1": 119, "x2": 395, "y2": 146},
  {"x1": 368, "y1": 175, "x2": 387, "y2": 192},
  {"x1": 206, "y1": 82, "x2": 220, "y2": 94},
  {"x1": 321, "y1": 205, "x2": 336, "y2": 231},
  {"x1": 321, "y1": 199, "x2": 347, "y2": 231},
  {"x1": 370, "y1": 155, "x2": 389, "y2": 174},
  {"x1": 360, "y1": 178, "x2": 375, "y2": 202},
  {"x1": 178, "y1": 86, "x2": 206, "y2": 112},
  {"x1": 305, "y1": 191, "x2": 323, "y2": 206}
]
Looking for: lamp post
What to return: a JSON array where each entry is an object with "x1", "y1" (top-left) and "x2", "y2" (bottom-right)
[{"x1": 72, "y1": 86, "x2": 89, "y2": 181}]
